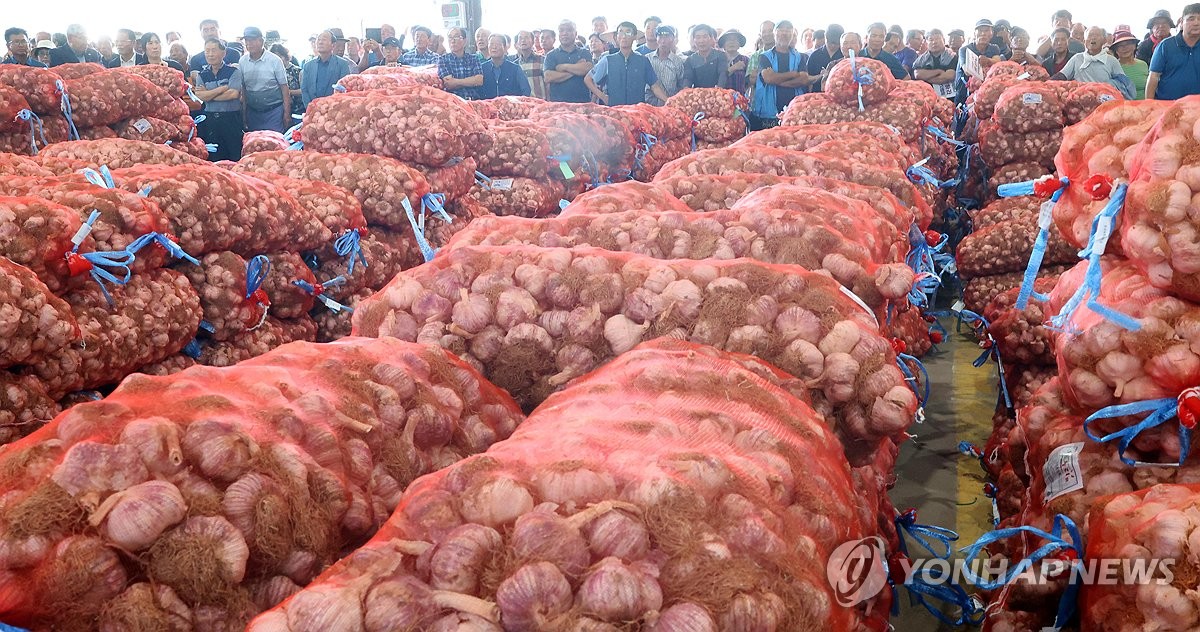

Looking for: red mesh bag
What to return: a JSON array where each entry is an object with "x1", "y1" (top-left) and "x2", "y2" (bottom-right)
[
  {"x1": 0, "y1": 196, "x2": 90, "y2": 294},
  {"x1": 972, "y1": 77, "x2": 1022, "y2": 119},
  {"x1": 0, "y1": 153, "x2": 52, "y2": 178},
  {"x1": 804, "y1": 139, "x2": 908, "y2": 171},
  {"x1": 638, "y1": 136, "x2": 691, "y2": 181},
  {"x1": 825, "y1": 57, "x2": 896, "y2": 108},
  {"x1": 978, "y1": 121, "x2": 1061, "y2": 168},
  {"x1": 52, "y1": 63, "x2": 105, "y2": 81},
  {"x1": 314, "y1": 288, "x2": 372, "y2": 343},
  {"x1": 38, "y1": 138, "x2": 207, "y2": 169},
  {"x1": 559, "y1": 180, "x2": 690, "y2": 216},
  {"x1": 1118, "y1": 96, "x2": 1200, "y2": 300},
  {"x1": 993, "y1": 84, "x2": 1064, "y2": 133},
  {"x1": 0, "y1": 257, "x2": 77, "y2": 369},
  {"x1": 468, "y1": 177, "x2": 562, "y2": 218},
  {"x1": 0, "y1": 372, "x2": 58, "y2": 447},
  {"x1": 735, "y1": 123, "x2": 919, "y2": 166},
  {"x1": 259, "y1": 253, "x2": 318, "y2": 320},
  {"x1": 64, "y1": 71, "x2": 175, "y2": 128},
  {"x1": 411, "y1": 156, "x2": 478, "y2": 200},
  {"x1": 136, "y1": 353, "x2": 196, "y2": 377},
  {"x1": 882, "y1": 306, "x2": 934, "y2": 357},
  {"x1": 1080, "y1": 484, "x2": 1200, "y2": 631},
  {"x1": 74, "y1": 126, "x2": 114, "y2": 140},
  {"x1": 180, "y1": 251, "x2": 272, "y2": 342},
  {"x1": 694, "y1": 115, "x2": 747, "y2": 142},
  {"x1": 0, "y1": 337, "x2": 524, "y2": 630},
  {"x1": 353, "y1": 246, "x2": 917, "y2": 450},
  {"x1": 617, "y1": 102, "x2": 693, "y2": 139},
  {"x1": 333, "y1": 73, "x2": 419, "y2": 93},
  {"x1": 0, "y1": 66, "x2": 63, "y2": 115},
  {"x1": 528, "y1": 110, "x2": 607, "y2": 166},
  {"x1": 248, "y1": 338, "x2": 882, "y2": 632},
  {"x1": 196, "y1": 316, "x2": 318, "y2": 367},
  {"x1": 729, "y1": 183, "x2": 909, "y2": 253},
  {"x1": 425, "y1": 198, "x2": 492, "y2": 251},
  {"x1": 957, "y1": 215, "x2": 1078, "y2": 278},
  {"x1": 971, "y1": 197, "x2": 1040, "y2": 230},
  {"x1": 858, "y1": 99, "x2": 933, "y2": 144},
  {"x1": 490, "y1": 95, "x2": 547, "y2": 120},
  {"x1": 112, "y1": 116, "x2": 181, "y2": 144},
  {"x1": 1047, "y1": 258, "x2": 1200, "y2": 419},
  {"x1": 112, "y1": 65, "x2": 188, "y2": 98},
  {"x1": 445, "y1": 204, "x2": 913, "y2": 313},
  {"x1": 22, "y1": 268, "x2": 200, "y2": 398},
  {"x1": 176, "y1": 136, "x2": 210, "y2": 159},
  {"x1": 779, "y1": 92, "x2": 864, "y2": 127},
  {"x1": 362, "y1": 63, "x2": 444, "y2": 88},
  {"x1": 111, "y1": 164, "x2": 332, "y2": 256},
  {"x1": 654, "y1": 147, "x2": 931, "y2": 228},
  {"x1": 233, "y1": 150, "x2": 431, "y2": 230},
  {"x1": 465, "y1": 99, "x2": 498, "y2": 119},
  {"x1": 301, "y1": 86, "x2": 490, "y2": 167},
  {"x1": 0, "y1": 85, "x2": 31, "y2": 134},
  {"x1": 530, "y1": 102, "x2": 636, "y2": 168},
  {"x1": 0, "y1": 175, "x2": 171, "y2": 272},
  {"x1": 242, "y1": 130, "x2": 290, "y2": 155},
  {"x1": 890, "y1": 80, "x2": 955, "y2": 126},
  {"x1": 1053, "y1": 100, "x2": 1170, "y2": 250},
  {"x1": 477, "y1": 121, "x2": 551, "y2": 179},
  {"x1": 983, "y1": 280, "x2": 1059, "y2": 366},
  {"x1": 1063, "y1": 82, "x2": 1124, "y2": 125},
  {"x1": 308, "y1": 229, "x2": 421, "y2": 303},
  {"x1": 987, "y1": 162, "x2": 1053, "y2": 197},
  {"x1": 664, "y1": 87, "x2": 747, "y2": 120},
  {"x1": 241, "y1": 172, "x2": 367, "y2": 236},
  {"x1": 962, "y1": 265, "x2": 1069, "y2": 313}
]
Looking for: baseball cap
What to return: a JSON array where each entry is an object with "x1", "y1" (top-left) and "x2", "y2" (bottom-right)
[
  {"x1": 382, "y1": 37, "x2": 402, "y2": 48},
  {"x1": 993, "y1": 19, "x2": 1011, "y2": 30},
  {"x1": 1148, "y1": 9, "x2": 1175, "y2": 28},
  {"x1": 948, "y1": 29, "x2": 965, "y2": 37},
  {"x1": 243, "y1": 27, "x2": 263, "y2": 39},
  {"x1": 655, "y1": 25, "x2": 677, "y2": 37},
  {"x1": 974, "y1": 19, "x2": 994, "y2": 30}
]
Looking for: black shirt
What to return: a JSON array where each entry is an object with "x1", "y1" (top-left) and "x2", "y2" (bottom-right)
[
  {"x1": 860, "y1": 47, "x2": 908, "y2": 79},
  {"x1": 807, "y1": 46, "x2": 843, "y2": 91}
]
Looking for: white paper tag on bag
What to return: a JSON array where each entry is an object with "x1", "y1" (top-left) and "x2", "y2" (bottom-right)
[
  {"x1": 1022, "y1": 93, "x2": 1042, "y2": 104},
  {"x1": 132, "y1": 118, "x2": 152, "y2": 134},
  {"x1": 1094, "y1": 215, "x2": 1114, "y2": 254},
  {"x1": 491, "y1": 178, "x2": 514, "y2": 190},
  {"x1": 1043, "y1": 442, "x2": 1086, "y2": 502},
  {"x1": 1038, "y1": 200, "x2": 1055, "y2": 230}
]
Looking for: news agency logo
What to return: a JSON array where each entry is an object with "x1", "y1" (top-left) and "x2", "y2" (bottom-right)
[{"x1": 826, "y1": 536, "x2": 890, "y2": 606}]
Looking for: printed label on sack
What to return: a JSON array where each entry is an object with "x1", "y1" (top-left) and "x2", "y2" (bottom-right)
[
  {"x1": 1038, "y1": 200, "x2": 1055, "y2": 230},
  {"x1": 491, "y1": 178, "x2": 514, "y2": 190},
  {"x1": 132, "y1": 118, "x2": 152, "y2": 134},
  {"x1": 1043, "y1": 442, "x2": 1086, "y2": 502},
  {"x1": 951, "y1": 300, "x2": 965, "y2": 313},
  {"x1": 1022, "y1": 93, "x2": 1042, "y2": 105},
  {"x1": 1017, "y1": 72, "x2": 1031, "y2": 80},
  {"x1": 1098, "y1": 95, "x2": 1115, "y2": 102},
  {"x1": 1094, "y1": 216, "x2": 1114, "y2": 254}
]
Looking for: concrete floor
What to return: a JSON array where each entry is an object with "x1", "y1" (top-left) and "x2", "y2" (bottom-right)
[{"x1": 890, "y1": 317, "x2": 1000, "y2": 631}]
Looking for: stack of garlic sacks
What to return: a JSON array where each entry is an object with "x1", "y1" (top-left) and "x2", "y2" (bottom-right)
[{"x1": 962, "y1": 95, "x2": 1200, "y2": 630}]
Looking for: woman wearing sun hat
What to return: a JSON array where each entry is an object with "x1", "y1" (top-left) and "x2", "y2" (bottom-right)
[
  {"x1": 1111, "y1": 29, "x2": 1149, "y2": 99},
  {"x1": 720, "y1": 29, "x2": 750, "y2": 94}
]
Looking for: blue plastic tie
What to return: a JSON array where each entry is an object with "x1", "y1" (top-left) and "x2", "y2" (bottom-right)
[
  {"x1": 182, "y1": 338, "x2": 203, "y2": 359},
  {"x1": 67, "y1": 210, "x2": 134, "y2": 305},
  {"x1": 334, "y1": 229, "x2": 367, "y2": 274},
  {"x1": 57, "y1": 80, "x2": 79, "y2": 141},
  {"x1": 186, "y1": 84, "x2": 203, "y2": 104},
  {"x1": 293, "y1": 277, "x2": 354, "y2": 314},
  {"x1": 15, "y1": 109, "x2": 46, "y2": 155},
  {"x1": 897, "y1": 352, "x2": 931, "y2": 411},
  {"x1": 198, "y1": 320, "x2": 216, "y2": 334},
  {"x1": 402, "y1": 197, "x2": 438, "y2": 262},
  {"x1": 959, "y1": 514, "x2": 1083, "y2": 630},
  {"x1": 287, "y1": 140, "x2": 303, "y2": 151},
  {"x1": 245, "y1": 255, "x2": 270, "y2": 300},
  {"x1": 205, "y1": 143, "x2": 218, "y2": 153},
  {"x1": 1084, "y1": 397, "x2": 1192, "y2": 467},
  {"x1": 848, "y1": 50, "x2": 874, "y2": 111},
  {"x1": 960, "y1": 309, "x2": 1013, "y2": 411},
  {"x1": 422, "y1": 192, "x2": 453, "y2": 224},
  {"x1": 892, "y1": 509, "x2": 984, "y2": 627},
  {"x1": 474, "y1": 171, "x2": 494, "y2": 190},
  {"x1": 1049, "y1": 184, "x2": 1140, "y2": 333},
  {"x1": 925, "y1": 124, "x2": 968, "y2": 148},
  {"x1": 151, "y1": 233, "x2": 200, "y2": 266}
]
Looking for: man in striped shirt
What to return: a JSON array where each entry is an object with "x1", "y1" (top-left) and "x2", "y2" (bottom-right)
[{"x1": 512, "y1": 30, "x2": 547, "y2": 98}]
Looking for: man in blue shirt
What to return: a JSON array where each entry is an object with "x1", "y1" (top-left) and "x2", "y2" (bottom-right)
[
  {"x1": 544, "y1": 20, "x2": 594, "y2": 102},
  {"x1": 301, "y1": 31, "x2": 352, "y2": 108},
  {"x1": 863, "y1": 22, "x2": 909, "y2": 79},
  {"x1": 1148, "y1": 4, "x2": 1200, "y2": 100},
  {"x1": 402, "y1": 27, "x2": 440, "y2": 66},
  {"x1": 438, "y1": 28, "x2": 485, "y2": 100},
  {"x1": 585, "y1": 21, "x2": 668, "y2": 106},
  {"x1": 956, "y1": 20, "x2": 1003, "y2": 102},
  {"x1": 2, "y1": 28, "x2": 47, "y2": 67},
  {"x1": 637, "y1": 16, "x2": 662, "y2": 55},
  {"x1": 482, "y1": 34, "x2": 531, "y2": 97}
]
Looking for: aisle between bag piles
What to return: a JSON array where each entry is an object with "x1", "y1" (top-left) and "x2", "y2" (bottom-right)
[{"x1": 891, "y1": 316, "x2": 997, "y2": 631}]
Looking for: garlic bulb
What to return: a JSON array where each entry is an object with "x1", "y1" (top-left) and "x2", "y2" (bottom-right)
[
  {"x1": 496, "y1": 562, "x2": 573, "y2": 630},
  {"x1": 511, "y1": 509, "x2": 591, "y2": 579},
  {"x1": 51, "y1": 441, "x2": 150, "y2": 502},
  {"x1": 582, "y1": 508, "x2": 650, "y2": 562},
  {"x1": 430, "y1": 523, "x2": 502, "y2": 595},
  {"x1": 575, "y1": 557, "x2": 663, "y2": 622},
  {"x1": 459, "y1": 477, "x2": 534, "y2": 527},
  {"x1": 604, "y1": 315, "x2": 649, "y2": 355},
  {"x1": 119, "y1": 417, "x2": 185, "y2": 476},
  {"x1": 91, "y1": 480, "x2": 186, "y2": 551},
  {"x1": 284, "y1": 582, "x2": 367, "y2": 632},
  {"x1": 99, "y1": 583, "x2": 192, "y2": 632},
  {"x1": 221, "y1": 472, "x2": 290, "y2": 550},
  {"x1": 495, "y1": 288, "x2": 539, "y2": 329},
  {"x1": 363, "y1": 576, "x2": 438, "y2": 632},
  {"x1": 645, "y1": 603, "x2": 717, "y2": 631},
  {"x1": 39, "y1": 536, "x2": 128, "y2": 616},
  {"x1": 181, "y1": 420, "x2": 258, "y2": 483},
  {"x1": 719, "y1": 592, "x2": 787, "y2": 630},
  {"x1": 147, "y1": 516, "x2": 250, "y2": 603},
  {"x1": 533, "y1": 462, "x2": 616, "y2": 508},
  {"x1": 428, "y1": 612, "x2": 504, "y2": 632}
]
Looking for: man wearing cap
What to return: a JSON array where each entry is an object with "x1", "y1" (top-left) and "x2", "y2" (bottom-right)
[
  {"x1": 1139, "y1": 10, "x2": 1176, "y2": 64},
  {"x1": 1054, "y1": 27, "x2": 1136, "y2": 99},
  {"x1": 1112, "y1": 30, "x2": 1149, "y2": 98},
  {"x1": 637, "y1": 17, "x2": 662, "y2": 55},
  {"x1": 721, "y1": 29, "x2": 750, "y2": 94},
  {"x1": 301, "y1": 30, "x2": 352, "y2": 108},
  {"x1": 992, "y1": 20, "x2": 1013, "y2": 57},
  {"x1": 439, "y1": 27, "x2": 484, "y2": 100},
  {"x1": 1148, "y1": 3, "x2": 1200, "y2": 99},
  {"x1": 187, "y1": 19, "x2": 240, "y2": 72},
  {"x1": 947, "y1": 29, "x2": 965, "y2": 55},
  {"x1": 481, "y1": 34, "x2": 530, "y2": 98},
  {"x1": 864, "y1": 22, "x2": 909, "y2": 79},
  {"x1": 585, "y1": 21, "x2": 668, "y2": 106},
  {"x1": 751, "y1": 21, "x2": 810, "y2": 130},
  {"x1": 239, "y1": 27, "x2": 290, "y2": 133},
  {"x1": 955, "y1": 20, "x2": 1001, "y2": 101},
  {"x1": 647, "y1": 26, "x2": 686, "y2": 104},
  {"x1": 544, "y1": 20, "x2": 593, "y2": 103},
  {"x1": 683, "y1": 24, "x2": 728, "y2": 88},
  {"x1": 807, "y1": 24, "x2": 845, "y2": 92},
  {"x1": 402, "y1": 27, "x2": 440, "y2": 66},
  {"x1": 3, "y1": 28, "x2": 47, "y2": 67},
  {"x1": 1036, "y1": 10, "x2": 1085, "y2": 58},
  {"x1": 914, "y1": 29, "x2": 958, "y2": 100}
]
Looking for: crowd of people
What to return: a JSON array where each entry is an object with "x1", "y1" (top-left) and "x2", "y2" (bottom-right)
[{"x1": 4, "y1": 5, "x2": 1200, "y2": 156}]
